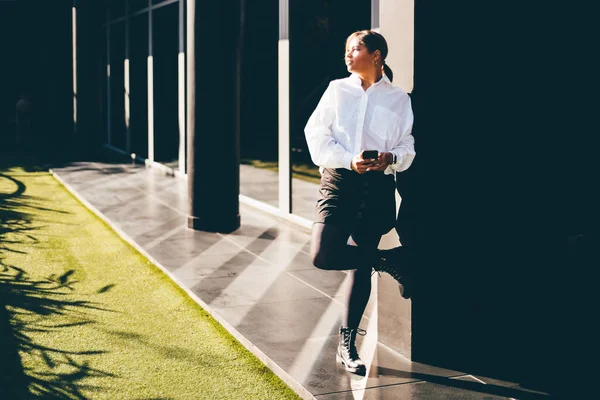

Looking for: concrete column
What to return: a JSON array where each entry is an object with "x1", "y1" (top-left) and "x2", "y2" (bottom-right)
[
  {"x1": 186, "y1": 0, "x2": 242, "y2": 232},
  {"x1": 377, "y1": 0, "x2": 415, "y2": 360},
  {"x1": 147, "y1": 1, "x2": 154, "y2": 161},
  {"x1": 278, "y1": 0, "x2": 291, "y2": 214},
  {"x1": 178, "y1": 0, "x2": 186, "y2": 174},
  {"x1": 380, "y1": 0, "x2": 414, "y2": 93},
  {"x1": 124, "y1": 0, "x2": 131, "y2": 153},
  {"x1": 72, "y1": 1, "x2": 78, "y2": 141}
]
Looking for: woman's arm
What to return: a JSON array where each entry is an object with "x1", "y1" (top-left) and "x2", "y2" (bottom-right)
[
  {"x1": 368, "y1": 95, "x2": 416, "y2": 174},
  {"x1": 385, "y1": 95, "x2": 415, "y2": 174},
  {"x1": 304, "y1": 83, "x2": 354, "y2": 170},
  {"x1": 385, "y1": 132, "x2": 415, "y2": 174},
  {"x1": 366, "y1": 133, "x2": 415, "y2": 174}
]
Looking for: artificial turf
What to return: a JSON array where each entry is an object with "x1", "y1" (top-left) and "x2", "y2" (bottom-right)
[{"x1": 0, "y1": 166, "x2": 301, "y2": 400}]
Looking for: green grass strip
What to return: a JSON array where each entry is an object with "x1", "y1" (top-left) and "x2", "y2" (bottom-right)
[{"x1": 0, "y1": 167, "x2": 301, "y2": 400}]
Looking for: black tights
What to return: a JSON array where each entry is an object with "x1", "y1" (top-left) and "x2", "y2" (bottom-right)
[{"x1": 310, "y1": 223, "x2": 382, "y2": 330}]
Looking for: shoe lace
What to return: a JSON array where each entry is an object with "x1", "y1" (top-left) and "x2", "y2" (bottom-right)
[
  {"x1": 343, "y1": 328, "x2": 367, "y2": 359},
  {"x1": 373, "y1": 260, "x2": 403, "y2": 283}
]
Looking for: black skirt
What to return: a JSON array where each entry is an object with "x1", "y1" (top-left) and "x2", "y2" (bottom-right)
[{"x1": 314, "y1": 168, "x2": 397, "y2": 235}]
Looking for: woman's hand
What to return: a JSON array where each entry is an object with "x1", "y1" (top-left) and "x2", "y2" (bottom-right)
[
  {"x1": 364, "y1": 152, "x2": 393, "y2": 172},
  {"x1": 351, "y1": 153, "x2": 376, "y2": 174},
  {"x1": 352, "y1": 152, "x2": 394, "y2": 173}
]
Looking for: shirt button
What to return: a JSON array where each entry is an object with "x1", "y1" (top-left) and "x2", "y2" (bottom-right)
[
  {"x1": 360, "y1": 203, "x2": 366, "y2": 208},
  {"x1": 356, "y1": 213, "x2": 363, "y2": 219},
  {"x1": 363, "y1": 182, "x2": 369, "y2": 187}
]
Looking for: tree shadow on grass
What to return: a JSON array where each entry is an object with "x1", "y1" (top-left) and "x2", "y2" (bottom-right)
[{"x1": 1, "y1": 171, "x2": 117, "y2": 399}]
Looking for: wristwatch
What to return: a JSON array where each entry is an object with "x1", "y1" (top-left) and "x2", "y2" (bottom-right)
[{"x1": 392, "y1": 154, "x2": 397, "y2": 164}]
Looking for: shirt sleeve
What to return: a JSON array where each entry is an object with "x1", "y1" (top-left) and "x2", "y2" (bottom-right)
[
  {"x1": 384, "y1": 95, "x2": 416, "y2": 175},
  {"x1": 304, "y1": 82, "x2": 354, "y2": 170}
]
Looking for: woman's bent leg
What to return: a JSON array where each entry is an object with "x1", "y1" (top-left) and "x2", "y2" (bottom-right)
[{"x1": 310, "y1": 223, "x2": 375, "y2": 271}]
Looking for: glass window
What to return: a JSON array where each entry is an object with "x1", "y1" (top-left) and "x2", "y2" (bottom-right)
[
  {"x1": 130, "y1": 0, "x2": 150, "y2": 14},
  {"x1": 108, "y1": 0, "x2": 126, "y2": 20},
  {"x1": 239, "y1": 1, "x2": 279, "y2": 208},
  {"x1": 289, "y1": 0, "x2": 370, "y2": 220},
  {"x1": 0, "y1": 3, "x2": 18, "y2": 149},
  {"x1": 109, "y1": 21, "x2": 126, "y2": 150},
  {"x1": 152, "y1": 2, "x2": 180, "y2": 167},
  {"x1": 129, "y1": 13, "x2": 149, "y2": 159},
  {"x1": 102, "y1": 27, "x2": 109, "y2": 145}
]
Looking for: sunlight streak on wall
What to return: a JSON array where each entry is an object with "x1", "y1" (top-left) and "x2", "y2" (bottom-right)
[
  {"x1": 124, "y1": 59, "x2": 130, "y2": 129},
  {"x1": 178, "y1": 52, "x2": 186, "y2": 174},
  {"x1": 72, "y1": 7, "x2": 77, "y2": 125},
  {"x1": 148, "y1": 56, "x2": 154, "y2": 161},
  {"x1": 278, "y1": 40, "x2": 290, "y2": 213}
]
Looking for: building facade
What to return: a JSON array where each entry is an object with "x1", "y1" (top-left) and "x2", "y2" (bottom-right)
[{"x1": 2, "y1": 0, "x2": 582, "y2": 396}]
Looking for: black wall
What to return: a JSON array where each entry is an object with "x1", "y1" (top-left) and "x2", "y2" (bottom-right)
[{"x1": 401, "y1": 1, "x2": 577, "y2": 396}]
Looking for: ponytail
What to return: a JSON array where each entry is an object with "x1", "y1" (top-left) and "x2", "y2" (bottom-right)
[{"x1": 383, "y1": 63, "x2": 394, "y2": 82}]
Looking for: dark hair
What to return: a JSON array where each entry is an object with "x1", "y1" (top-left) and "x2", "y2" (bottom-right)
[{"x1": 345, "y1": 30, "x2": 394, "y2": 82}]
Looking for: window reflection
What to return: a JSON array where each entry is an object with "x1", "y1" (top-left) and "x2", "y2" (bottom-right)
[{"x1": 290, "y1": 0, "x2": 370, "y2": 220}]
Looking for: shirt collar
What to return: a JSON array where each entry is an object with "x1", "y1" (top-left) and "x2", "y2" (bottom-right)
[{"x1": 349, "y1": 73, "x2": 391, "y2": 88}]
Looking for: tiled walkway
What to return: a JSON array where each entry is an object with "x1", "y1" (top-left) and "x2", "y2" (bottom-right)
[{"x1": 50, "y1": 160, "x2": 548, "y2": 400}]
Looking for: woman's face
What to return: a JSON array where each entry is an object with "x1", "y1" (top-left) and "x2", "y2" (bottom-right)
[{"x1": 345, "y1": 37, "x2": 376, "y2": 74}]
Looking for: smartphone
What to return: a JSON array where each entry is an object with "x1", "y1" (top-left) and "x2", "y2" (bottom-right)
[{"x1": 362, "y1": 150, "x2": 378, "y2": 160}]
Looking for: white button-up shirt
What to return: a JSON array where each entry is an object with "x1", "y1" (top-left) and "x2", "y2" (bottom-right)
[{"x1": 304, "y1": 73, "x2": 415, "y2": 175}]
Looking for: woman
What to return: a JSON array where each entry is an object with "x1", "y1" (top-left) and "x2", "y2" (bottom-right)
[{"x1": 305, "y1": 30, "x2": 415, "y2": 375}]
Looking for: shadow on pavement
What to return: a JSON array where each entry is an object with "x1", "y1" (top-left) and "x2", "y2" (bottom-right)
[{"x1": 373, "y1": 365, "x2": 550, "y2": 399}]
